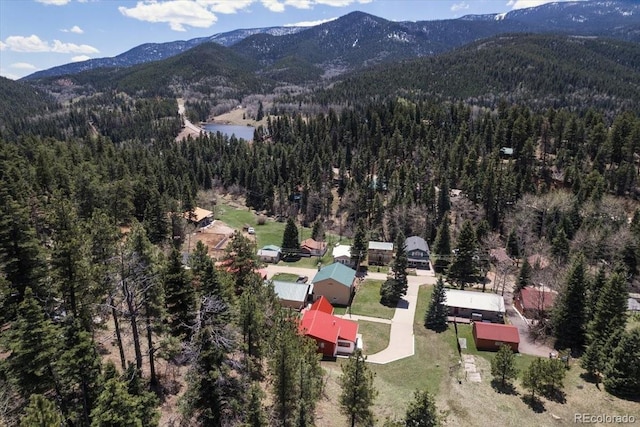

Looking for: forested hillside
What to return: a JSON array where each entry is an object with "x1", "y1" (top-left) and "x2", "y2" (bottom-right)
[
  {"x1": 311, "y1": 34, "x2": 640, "y2": 112},
  {"x1": 1, "y1": 18, "x2": 640, "y2": 427}
]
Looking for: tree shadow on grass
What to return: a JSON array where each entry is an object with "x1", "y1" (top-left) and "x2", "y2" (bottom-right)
[
  {"x1": 542, "y1": 388, "x2": 567, "y2": 404},
  {"x1": 490, "y1": 379, "x2": 518, "y2": 395},
  {"x1": 522, "y1": 395, "x2": 545, "y2": 413},
  {"x1": 579, "y1": 372, "x2": 602, "y2": 390}
]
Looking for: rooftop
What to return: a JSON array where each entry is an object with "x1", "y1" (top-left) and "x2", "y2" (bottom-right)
[
  {"x1": 272, "y1": 281, "x2": 311, "y2": 304},
  {"x1": 474, "y1": 322, "x2": 520, "y2": 344},
  {"x1": 518, "y1": 287, "x2": 557, "y2": 311},
  {"x1": 184, "y1": 207, "x2": 213, "y2": 223},
  {"x1": 332, "y1": 244, "x2": 352, "y2": 258},
  {"x1": 301, "y1": 238, "x2": 327, "y2": 250},
  {"x1": 312, "y1": 262, "x2": 356, "y2": 288},
  {"x1": 300, "y1": 310, "x2": 358, "y2": 343},
  {"x1": 405, "y1": 236, "x2": 429, "y2": 253},
  {"x1": 445, "y1": 289, "x2": 505, "y2": 313},
  {"x1": 368, "y1": 241, "x2": 394, "y2": 251}
]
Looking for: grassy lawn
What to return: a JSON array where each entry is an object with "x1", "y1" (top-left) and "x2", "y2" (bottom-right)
[
  {"x1": 350, "y1": 280, "x2": 396, "y2": 320},
  {"x1": 216, "y1": 201, "x2": 346, "y2": 261},
  {"x1": 358, "y1": 320, "x2": 391, "y2": 355},
  {"x1": 271, "y1": 273, "x2": 299, "y2": 282},
  {"x1": 317, "y1": 284, "x2": 640, "y2": 426}
]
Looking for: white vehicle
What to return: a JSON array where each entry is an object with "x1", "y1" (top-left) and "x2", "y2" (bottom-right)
[{"x1": 247, "y1": 227, "x2": 255, "y2": 235}]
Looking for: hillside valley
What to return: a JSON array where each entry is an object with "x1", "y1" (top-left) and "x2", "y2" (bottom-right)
[{"x1": 1, "y1": 1, "x2": 640, "y2": 426}]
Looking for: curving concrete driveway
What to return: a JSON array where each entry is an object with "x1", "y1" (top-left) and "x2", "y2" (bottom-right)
[{"x1": 265, "y1": 264, "x2": 435, "y2": 364}]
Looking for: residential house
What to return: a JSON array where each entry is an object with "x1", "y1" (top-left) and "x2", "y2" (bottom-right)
[
  {"x1": 405, "y1": 236, "x2": 430, "y2": 269},
  {"x1": 300, "y1": 238, "x2": 328, "y2": 258},
  {"x1": 272, "y1": 281, "x2": 311, "y2": 311},
  {"x1": 257, "y1": 245, "x2": 281, "y2": 263},
  {"x1": 513, "y1": 286, "x2": 557, "y2": 319},
  {"x1": 368, "y1": 241, "x2": 394, "y2": 266},
  {"x1": 332, "y1": 244, "x2": 354, "y2": 267},
  {"x1": 472, "y1": 322, "x2": 519, "y2": 352},
  {"x1": 445, "y1": 289, "x2": 505, "y2": 323},
  {"x1": 311, "y1": 262, "x2": 356, "y2": 306},
  {"x1": 628, "y1": 297, "x2": 640, "y2": 312},
  {"x1": 183, "y1": 207, "x2": 214, "y2": 229},
  {"x1": 300, "y1": 296, "x2": 359, "y2": 357}
]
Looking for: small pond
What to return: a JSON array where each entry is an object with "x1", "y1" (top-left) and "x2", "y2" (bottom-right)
[{"x1": 203, "y1": 123, "x2": 255, "y2": 141}]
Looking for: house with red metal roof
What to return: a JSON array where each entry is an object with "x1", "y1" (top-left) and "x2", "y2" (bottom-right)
[
  {"x1": 300, "y1": 296, "x2": 359, "y2": 357},
  {"x1": 472, "y1": 322, "x2": 520, "y2": 352},
  {"x1": 514, "y1": 286, "x2": 557, "y2": 319}
]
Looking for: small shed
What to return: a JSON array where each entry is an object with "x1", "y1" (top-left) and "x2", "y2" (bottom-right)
[
  {"x1": 368, "y1": 241, "x2": 394, "y2": 265},
  {"x1": 257, "y1": 245, "x2": 281, "y2": 263},
  {"x1": 332, "y1": 244, "x2": 354, "y2": 267},
  {"x1": 273, "y1": 281, "x2": 311, "y2": 311},
  {"x1": 183, "y1": 207, "x2": 214, "y2": 228},
  {"x1": 514, "y1": 286, "x2": 557, "y2": 319},
  {"x1": 300, "y1": 239, "x2": 328, "y2": 257},
  {"x1": 472, "y1": 322, "x2": 520, "y2": 352}
]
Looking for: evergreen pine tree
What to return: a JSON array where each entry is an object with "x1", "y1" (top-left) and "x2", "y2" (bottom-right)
[
  {"x1": 4, "y1": 288, "x2": 59, "y2": 399},
  {"x1": 432, "y1": 214, "x2": 451, "y2": 273},
  {"x1": 448, "y1": 220, "x2": 478, "y2": 289},
  {"x1": 551, "y1": 254, "x2": 587, "y2": 353},
  {"x1": 224, "y1": 230, "x2": 261, "y2": 293},
  {"x1": 245, "y1": 382, "x2": 268, "y2": 427},
  {"x1": 505, "y1": 229, "x2": 520, "y2": 259},
  {"x1": 282, "y1": 218, "x2": 300, "y2": 260},
  {"x1": 339, "y1": 349, "x2": 377, "y2": 427},
  {"x1": 164, "y1": 247, "x2": 196, "y2": 340},
  {"x1": 350, "y1": 218, "x2": 368, "y2": 269},
  {"x1": 181, "y1": 294, "x2": 243, "y2": 426},
  {"x1": 391, "y1": 231, "x2": 408, "y2": 295},
  {"x1": 0, "y1": 196, "x2": 48, "y2": 321},
  {"x1": 490, "y1": 345, "x2": 518, "y2": 388},
  {"x1": 311, "y1": 220, "x2": 325, "y2": 241},
  {"x1": 19, "y1": 394, "x2": 63, "y2": 427},
  {"x1": 404, "y1": 390, "x2": 440, "y2": 427},
  {"x1": 582, "y1": 272, "x2": 629, "y2": 377},
  {"x1": 56, "y1": 320, "x2": 103, "y2": 426},
  {"x1": 521, "y1": 358, "x2": 545, "y2": 401},
  {"x1": 603, "y1": 328, "x2": 640, "y2": 398},
  {"x1": 515, "y1": 258, "x2": 532, "y2": 292},
  {"x1": 90, "y1": 376, "x2": 148, "y2": 427},
  {"x1": 551, "y1": 229, "x2": 570, "y2": 263},
  {"x1": 425, "y1": 277, "x2": 448, "y2": 332}
]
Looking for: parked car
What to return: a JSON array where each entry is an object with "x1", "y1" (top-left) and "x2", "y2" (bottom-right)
[{"x1": 247, "y1": 227, "x2": 255, "y2": 234}]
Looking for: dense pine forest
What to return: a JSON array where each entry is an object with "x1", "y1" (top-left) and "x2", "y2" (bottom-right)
[{"x1": 1, "y1": 28, "x2": 640, "y2": 426}]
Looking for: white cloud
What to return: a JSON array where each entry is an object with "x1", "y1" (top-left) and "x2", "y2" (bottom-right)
[
  {"x1": 451, "y1": 2, "x2": 469, "y2": 12},
  {"x1": 285, "y1": 17, "x2": 337, "y2": 27},
  {"x1": 0, "y1": 41, "x2": 6, "y2": 51},
  {"x1": 71, "y1": 55, "x2": 91, "y2": 62},
  {"x1": 119, "y1": 1, "x2": 218, "y2": 31},
  {"x1": 36, "y1": 0, "x2": 71, "y2": 5},
  {"x1": 0, "y1": 69, "x2": 20, "y2": 80},
  {"x1": 197, "y1": 0, "x2": 254, "y2": 14},
  {"x1": 507, "y1": 0, "x2": 581, "y2": 9},
  {"x1": 261, "y1": 0, "x2": 285, "y2": 12},
  {"x1": 11, "y1": 62, "x2": 37, "y2": 70},
  {"x1": 1, "y1": 35, "x2": 99, "y2": 53},
  {"x1": 284, "y1": 0, "x2": 312, "y2": 8},
  {"x1": 3, "y1": 35, "x2": 50, "y2": 52},
  {"x1": 62, "y1": 25, "x2": 84, "y2": 34},
  {"x1": 314, "y1": 0, "x2": 372, "y2": 6}
]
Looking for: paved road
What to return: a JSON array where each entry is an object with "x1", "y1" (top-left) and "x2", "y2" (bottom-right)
[{"x1": 265, "y1": 263, "x2": 436, "y2": 364}]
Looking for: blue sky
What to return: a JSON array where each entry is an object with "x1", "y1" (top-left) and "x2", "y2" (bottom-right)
[{"x1": 0, "y1": 0, "x2": 579, "y2": 80}]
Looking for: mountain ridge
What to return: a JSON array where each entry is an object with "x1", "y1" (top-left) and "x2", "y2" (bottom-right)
[{"x1": 21, "y1": 0, "x2": 640, "y2": 81}]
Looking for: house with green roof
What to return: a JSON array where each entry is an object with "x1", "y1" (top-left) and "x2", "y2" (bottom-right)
[{"x1": 311, "y1": 262, "x2": 356, "y2": 306}]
